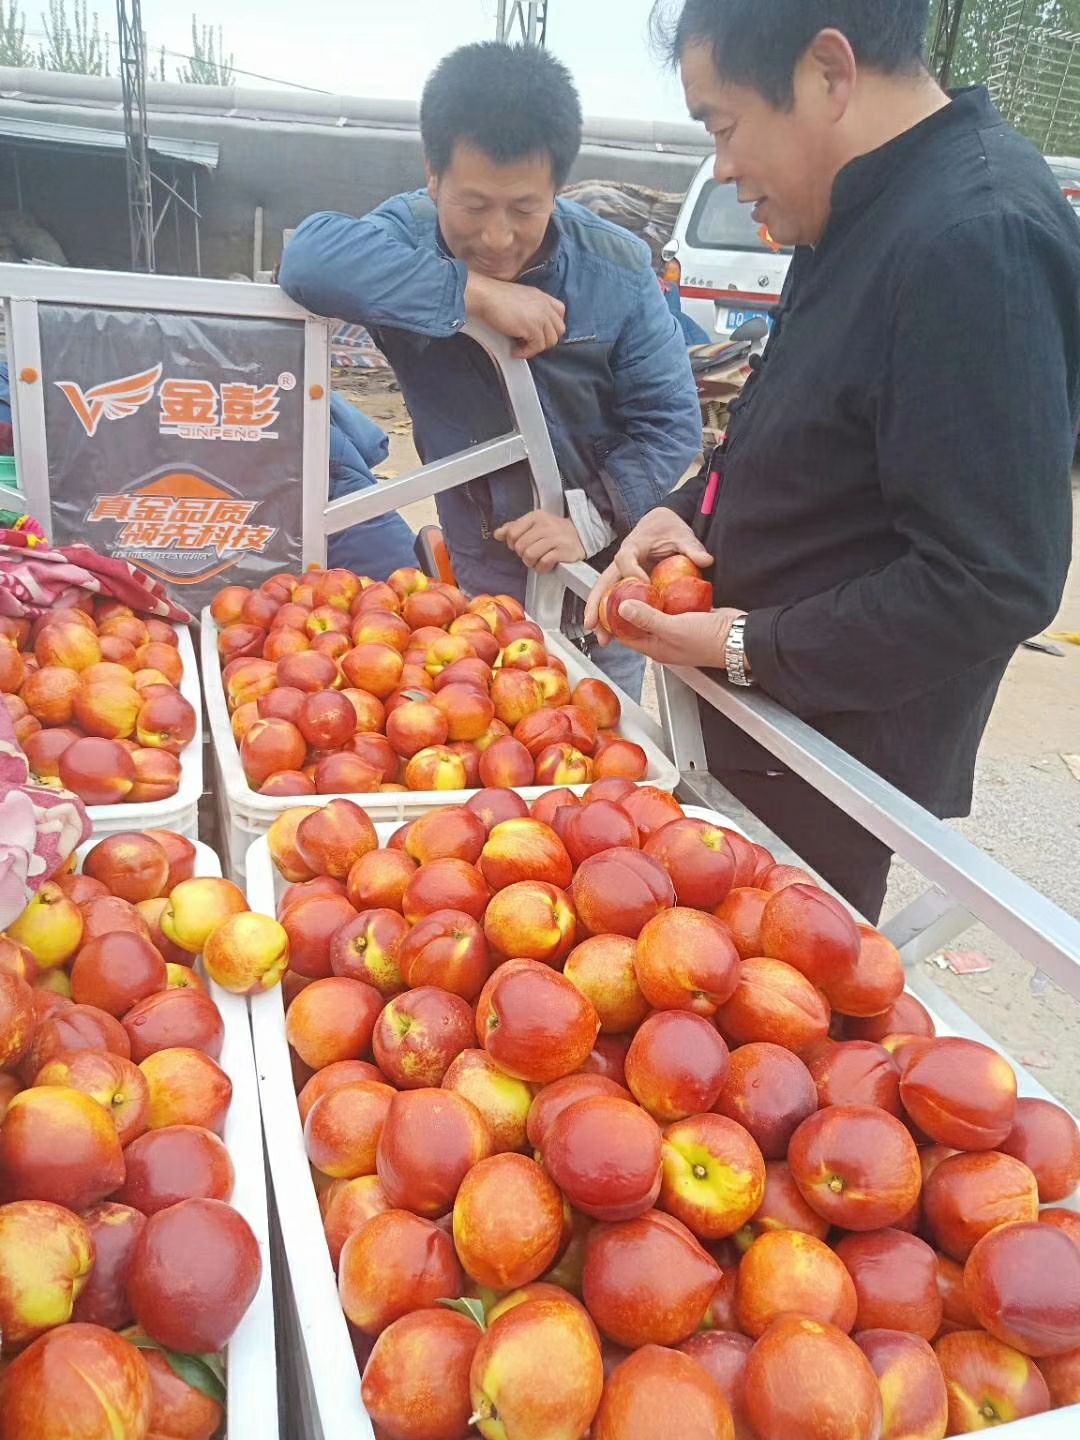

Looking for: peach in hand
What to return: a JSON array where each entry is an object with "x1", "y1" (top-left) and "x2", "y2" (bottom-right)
[{"x1": 598, "y1": 578, "x2": 662, "y2": 641}]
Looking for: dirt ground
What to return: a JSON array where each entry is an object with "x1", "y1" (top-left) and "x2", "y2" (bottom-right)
[{"x1": 340, "y1": 375, "x2": 1080, "y2": 1110}]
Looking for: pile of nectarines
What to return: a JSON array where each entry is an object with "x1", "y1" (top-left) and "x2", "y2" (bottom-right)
[
  {"x1": 0, "y1": 829, "x2": 269, "y2": 1437},
  {"x1": 212, "y1": 565, "x2": 652, "y2": 797},
  {"x1": 0, "y1": 596, "x2": 196, "y2": 807},
  {"x1": 266, "y1": 784, "x2": 1080, "y2": 1439}
]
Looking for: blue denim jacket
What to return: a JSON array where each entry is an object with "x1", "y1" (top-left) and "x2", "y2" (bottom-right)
[{"x1": 280, "y1": 192, "x2": 702, "y2": 598}]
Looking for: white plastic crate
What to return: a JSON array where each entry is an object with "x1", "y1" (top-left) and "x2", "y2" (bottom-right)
[
  {"x1": 84, "y1": 622, "x2": 203, "y2": 839},
  {"x1": 202, "y1": 607, "x2": 679, "y2": 880},
  {"x1": 74, "y1": 835, "x2": 278, "y2": 1439},
  {"x1": 247, "y1": 815, "x2": 1080, "y2": 1440}
]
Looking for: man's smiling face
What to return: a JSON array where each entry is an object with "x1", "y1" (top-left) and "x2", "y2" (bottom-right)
[{"x1": 680, "y1": 39, "x2": 838, "y2": 248}]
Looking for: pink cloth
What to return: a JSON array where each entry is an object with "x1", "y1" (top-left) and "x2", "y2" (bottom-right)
[
  {"x1": 0, "y1": 537, "x2": 192, "y2": 623},
  {"x1": 0, "y1": 704, "x2": 91, "y2": 930}
]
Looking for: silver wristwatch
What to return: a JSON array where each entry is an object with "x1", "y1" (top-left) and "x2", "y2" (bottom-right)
[{"x1": 725, "y1": 615, "x2": 754, "y2": 687}]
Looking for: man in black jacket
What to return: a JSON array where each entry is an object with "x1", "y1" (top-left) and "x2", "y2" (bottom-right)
[{"x1": 587, "y1": 0, "x2": 1079, "y2": 919}]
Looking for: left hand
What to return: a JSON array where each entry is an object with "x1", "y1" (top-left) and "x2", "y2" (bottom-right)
[
  {"x1": 612, "y1": 601, "x2": 746, "y2": 668},
  {"x1": 494, "y1": 511, "x2": 586, "y2": 573}
]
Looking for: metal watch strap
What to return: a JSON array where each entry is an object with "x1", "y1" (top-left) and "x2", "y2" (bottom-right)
[{"x1": 725, "y1": 615, "x2": 754, "y2": 687}]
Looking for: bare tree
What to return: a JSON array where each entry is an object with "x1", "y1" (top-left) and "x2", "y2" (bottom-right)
[
  {"x1": 37, "y1": 0, "x2": 109, "y2": 75},
  {"x1": 176, "y1": 14, "x2": 233, "y2": 86},
  {"x1": 0, "y1": 0, "x2": 34, "y2": 66}
]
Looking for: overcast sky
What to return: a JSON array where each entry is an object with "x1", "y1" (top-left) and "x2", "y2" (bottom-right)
[{"x1": 126, "y1": 0, "x2": 691, "y2": 123}]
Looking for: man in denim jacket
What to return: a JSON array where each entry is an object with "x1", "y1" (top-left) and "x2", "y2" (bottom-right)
[{"x1": 279, "y1": 42, "x2": 701, "y2": 698}]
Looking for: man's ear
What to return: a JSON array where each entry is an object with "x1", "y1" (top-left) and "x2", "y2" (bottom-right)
[
  {"x1": 424, "y1": 157, "x2": 439, "y2": 203},
  {"x1": 804, "y1": 27, "x2": 857, "y2": 118}
]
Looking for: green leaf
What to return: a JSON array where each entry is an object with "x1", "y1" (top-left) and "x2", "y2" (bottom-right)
[
  {"x1": 200, "y1": 1352, "x2": 228, "y2": 1387},
  {"x1": 129, "y1": 1337, "x2": 227, "y2": 1406},
  {"x1": 438, "y1": 1296, "x2": 487, "y2": 1331}
]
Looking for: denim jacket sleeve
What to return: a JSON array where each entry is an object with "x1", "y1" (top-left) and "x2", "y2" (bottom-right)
[
  {"x1": 595, "y1": 265, "x2": 703, "y2": 532},
  {"x1": 278, "y1": 197, "x2": 468, "y2": 340}
]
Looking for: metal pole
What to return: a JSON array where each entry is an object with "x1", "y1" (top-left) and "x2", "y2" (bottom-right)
[
  {"x1": 192, "y1": 169, "x2": 201, "y2": 278},
  {"x1": 930, "y1": 0, "x2": 968, "y2": 85},
  {"x1": 497, "y1": 1, "x2": 548, "y2": 45},
  {"x1": 116, "y1": 0, "x2": 155, "y2": 272}
]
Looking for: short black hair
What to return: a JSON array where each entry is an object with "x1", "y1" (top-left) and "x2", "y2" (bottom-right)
[
  {"x1": 651, "y1": 1, "x2": 930, "y2": 107},
  {"x1": 420, "y1": 42, "x2": 583, "y2": 188}
]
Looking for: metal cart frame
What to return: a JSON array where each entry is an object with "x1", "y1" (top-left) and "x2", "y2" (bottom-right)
[{"x1": 4, "y1": 266, "x2": 1079, "y2": 1438}]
